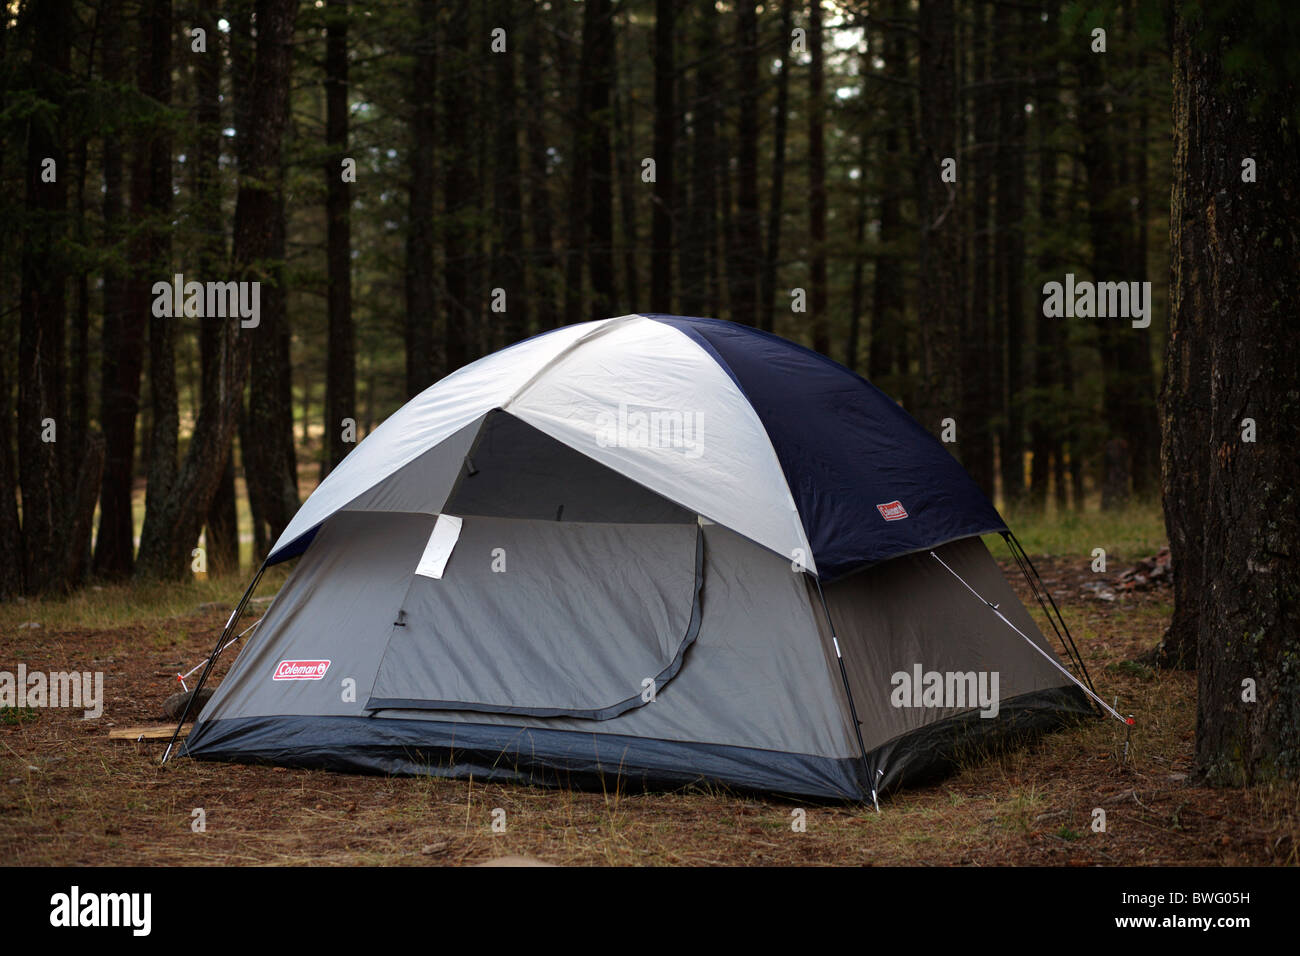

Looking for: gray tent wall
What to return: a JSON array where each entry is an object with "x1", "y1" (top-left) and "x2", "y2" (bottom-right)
[
  {"x1": 184, "y1": 512, "x2": 868, "y2": 799},
  {"x1": 184, "y1": 410, "x2": 1088, "y2": 801},
  {"x1": 815, "y1": 539, "x2": 1093, "y2": 795}
]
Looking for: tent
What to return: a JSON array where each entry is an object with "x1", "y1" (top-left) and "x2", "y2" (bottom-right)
[{"x1": 178, "y1": 313, "x2": 1101, "y2": 802}]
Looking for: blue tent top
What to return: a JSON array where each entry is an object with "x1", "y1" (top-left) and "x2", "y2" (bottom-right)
[{"x1": 643, "y1": 314, "x2": 1006, "y2": 581}]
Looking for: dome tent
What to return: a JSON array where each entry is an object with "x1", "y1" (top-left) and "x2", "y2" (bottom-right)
[{"x1": 176, "y1": 314, "x2": 1099, "y2": 802}]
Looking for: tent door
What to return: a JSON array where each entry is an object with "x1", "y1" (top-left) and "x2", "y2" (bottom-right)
[{"x1": 365, "y1": 516, "x2": 703, "y2": 720}]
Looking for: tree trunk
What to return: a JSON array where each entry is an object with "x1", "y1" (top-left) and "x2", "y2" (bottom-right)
[
  {"x1": 405, "y1": 0, "x2": 437, "y2": 392},
  {"x1": 680, "y1": 0, "x2": 719, "y2": 318},
  {"x1": 561, "y1": 4, "x2": 589, "y2": 327},
  {"x1": 585, "y1": 0, "x2": 615, "y2": 318},
  {"x1": 137, "y1": 0, "x2": 179, "y2": 574},
  {"x1": 648, "y1": 0, "x2": 675, "y2": 312},
  {"x1": 243, "y1": 72, "x2": 298, "y2": 556},
  {"x1": 994, "y1": 0, "x2": 1026, "y2": 503},
  {"x1": 728, "y1": 0, "x2": 761, "y2": 325},
  {"x1": 613, "y1": 80, "x2": 640, "y2": 311},
  {"x1": 17, "y1": 0, "x2": 72, "y2": 592},
  {"x1": 869, "y1": 0, "x2": 906, "y2": 396},
  {"x1": 0, "y1": 12, "x2": 21, "y2": 597},
  {"x1": 760, "y1": 0, "x2": 792, "y2": 335},
  {"x1": 93, "y1": 0, "x2": 140, "y2": 579},
  {"x1": 845, "y1": 39, "x2": 869, "y2": 373},
  {"x1": 808, "y1": 0, "x2": 829, "y2": 354},
  {"x1": 523, "y1": 1, "x2": 558, "y2": 331},
  {"x1": 188, "y1": 0, "x2": 239, "y2": 575},
  {"x1": 323, "y1": 0, "x2": 356, "y2": 476},
  {"x1": 915, "y1": 0, "x2": 960, "y2": 438},
  {"x1": 135, "y1": 0, "x2": 299, "y2": 580},
  {"x1": 1167, "y1": 4, "x2": 1300, "y2": 781},
  {"x1": 492, "y1": 0, "x2": 527, "y2": 344},
  {"x1": 961, "y1": 0, "x2": 995, "y2": 499},
  {"x1": 1029, "y1": 0, "x2": 1061, "y2": 510},
  {"x1": 69, "y1": 136, "x2": 90, "y2": 495},
  {"x1": 443, "y1": 0, "x2": 476, "y2": 367}
]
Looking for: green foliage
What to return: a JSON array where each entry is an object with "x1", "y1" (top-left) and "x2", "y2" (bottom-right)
[
  {"x1": 0, "y1": 706, "x2": 40, "y2": 726},
  {"x1": 1185, "y1": 0, "x2": 1300, "y2": 127},
  {"x1": 989, "y1": 499, "x2": 1168, "y2": 558}
]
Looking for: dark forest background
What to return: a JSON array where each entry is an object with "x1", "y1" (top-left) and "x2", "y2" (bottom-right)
[{"x1": 0, "y1": 0, "x2": 1174, "y2": 591}]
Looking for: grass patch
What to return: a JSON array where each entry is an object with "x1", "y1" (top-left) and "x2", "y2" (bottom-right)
[
  {"x1": 985, "y1": 499, "x2": 1167, "y2": 560},
  {"x1": 0, "y1": 706, "x2": 39, "y2": 726},
  {"x1": 0, "y1": 566, "x2": 291, "y2": 633},
  {"x1": 1107, "y1": 660, "x2": 1157, "y2": 682}
]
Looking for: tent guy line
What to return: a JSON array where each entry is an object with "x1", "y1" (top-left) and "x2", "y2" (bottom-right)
[{"x1": 928, "y1": 550, "x2": 1132, "y2": 726}]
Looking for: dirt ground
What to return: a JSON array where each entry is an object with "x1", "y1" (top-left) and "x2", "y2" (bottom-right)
[{"x1": 1, "y1": 553, "x2": 1295, "y2": 866}]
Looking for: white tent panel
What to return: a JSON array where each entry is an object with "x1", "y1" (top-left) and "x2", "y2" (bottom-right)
[
  {"x1": 269, "y1": 317, "x2": 627, "y2": 559},
  {"x1": 507, "y1": 316, "x2": 812, "y2": 569}
]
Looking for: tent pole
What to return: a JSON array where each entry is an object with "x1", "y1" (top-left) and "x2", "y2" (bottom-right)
[
  {"x1": 161, "y1": 561, "x2": 267, "y2": 764},
  {"x1": 928, "y1": 550, "x2": 1131, "y2": 725},
  {"x1": 1003, "y1": 531, "x2": 1097, "y2": 696},
  {"x1": 812, "y1": 575, "x2": 879, "y2": 811}
]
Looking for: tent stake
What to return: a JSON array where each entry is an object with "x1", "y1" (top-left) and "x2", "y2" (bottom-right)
[
  {"x1": 812, "y1": 576, "x2": 878, "y2": 811},
  {"x1": 162, "y1": 561, "x2": 267, "y2": 764}
]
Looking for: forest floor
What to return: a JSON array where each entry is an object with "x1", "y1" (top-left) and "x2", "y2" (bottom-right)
[{"x1": 0, "y1": 509, "x2": 1296, "y2": 866}]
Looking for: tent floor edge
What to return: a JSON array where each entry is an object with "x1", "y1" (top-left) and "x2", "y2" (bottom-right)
[
  {"x1": 864, "y1": 685, "x2": 1095, "y2": 796},
  {"x1": 184, "y1": 714, "x2": 869, "y2": 804}
]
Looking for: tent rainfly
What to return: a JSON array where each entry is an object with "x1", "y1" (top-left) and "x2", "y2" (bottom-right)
[{"x1": 175, "y1": 314, "x2": 1106, "y2": 802}]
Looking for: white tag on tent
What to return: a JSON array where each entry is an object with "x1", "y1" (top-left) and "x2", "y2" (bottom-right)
[{"x1": 415, "y1": 514, "x2": 463, "y2": 580}]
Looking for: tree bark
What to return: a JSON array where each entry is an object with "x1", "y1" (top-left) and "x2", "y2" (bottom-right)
[
  {"x1": 649, "y1": 0, "x2": 675, "y2": 313},
  {"x1": 808, "y1": 0, "x2": 829, "y2": 355},
  {"x1": 134, "y1": 0, "x2": 299, "y2": 580},
  {"x1": 137, "y1": 0, "x2": 179, "y2": 575},
  {"x1": 323, "y1": 0, "x2": 356, "y2": 476},
  {"x1": 405, "y1": 0, "x2": 437, "y2": 392},
  {"x1": 869, "y1": 0, "x2": 907, "y2": 397},
  {"x1": 585, "y1": 0, "x2": 615, "y2": 318},
  {"x1": 17, "y1": 0, "x2": 72, "y2": 592},
  {"x1": 93, "y1": 0, "x2": 140, "y2": 579},
  {"x1": 243, "y1": 69, "x2": 298, "y2": 555},
  {"x1": 1167, "y1": 4, "x2": 1300, "y2": 781},
  {"x1": 1029, "y1": 0, "x2": 1062, "y2": 510},
  {"x1": 523, "y1": 0, "x2": 558, "y2": 331},
  {"x1": 961, "y1": 0, "x2": 995, "y2": 499},
  {"x1": 0, "y1": 13, "x2": 21, "y2": 596},
  {"x1": 612, "y1": 79, "x2": 640, "y2": 311},
  {"x1": 492, "y1": 0, "x2": 527, "y2": 345},
  {"x1": 443, "y1": 0, "x2": 477, "y2": 367},
  {"x1": 994, "y1": 0, "x2": 1026, "y2": 503},
  {"x1": 915, "y1": 0, "x2": 961, "y2": 438},
  {"x1": 680, "y1": 0, "x2": 719, "y2": 318},
  {"x1": 186, "y1": 0, "x2": 239, "y2": 575},
  {"x1": 728, "y1": 0, "x2": 761, "y2": 325},
  {"x1": 759, "y1": 0, "x2": 792, "y2": 335}
]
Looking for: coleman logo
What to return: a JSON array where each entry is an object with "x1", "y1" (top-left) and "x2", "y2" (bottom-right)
[
  {"x1": 876, "y1": 500, "x2": 908, "y2": 521},
  {"x1": 273, "y1": 660, "x2": 331, "y2": 681}
]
